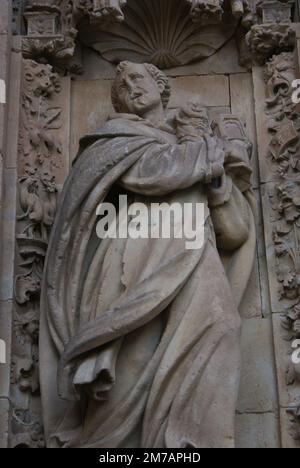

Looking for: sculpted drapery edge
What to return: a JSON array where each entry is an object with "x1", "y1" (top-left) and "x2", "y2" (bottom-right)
[{"x1": 39, "y1": 62, "x2": 256, "y2": 448}]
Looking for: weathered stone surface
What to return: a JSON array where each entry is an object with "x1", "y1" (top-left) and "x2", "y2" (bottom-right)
[
  {"x1": 4, "y1": 42, "x2": 22, "y2": 170},
  {"x1": 237, "y1": 317, "x2": 278, "y2": 414},
  {"x1": 81, "y1": 0, "x2": 238, "y2": 70},
  {"x1": 230, "y1": 73, "x2": 258, "y2": 188},
  {"x1": 252, "y1": 66, "x2": 275, "y2": 184},
  {"x1": 279, "y1": 407, "x2": 300, "y2": 448},
  {"x1": 18, "y1": 60, "x2": 71, "y2": 184},
  {"x1": 0, "y1": 301, "x2": 13, "y2": 399},
  {"x1": 167, "y1": 39, "x2": 246, "y2": 77},
  {"x1": 260, "y1": 181, "x2": 299, "y2": 314},
  {"x1": 0, "y1": 399, "x2": 9, "y2": 448},
  {"x1": 208, "y1": 106, "x2": 231, "y2": 122},
  {"x1": 254, "y1": 186, "x2": 273, "y2": 319},
  {"x1": 239, "y1": 252, "x2": 263, "y2": 320},
  {"x1": 0, "y1": 0, "x2": 10, "y2": 35},
  {"x1": 0, "y1": 33, "x2": 10, "y2": 158},
  {"x1": 0, "y1": 3, "x2": 13, "y2": 450},
  {"x1": 0, "y1": 168, "x2": 17, "y2": 302},
  {"x1": 79, "y1": 39, "x2": 246, "y2": 82},
  {"x1": 71, "y1": 79, "x2": 114, "y2": 160},
  {"x1": 235, "y1": 412, "x2": 280, "y2": 448},
  {"x1": 272, "y1": 314, "x2": 300, "y2": 409},
  {"x1": 0, "y1": 31, "x2": 10, "y2": 81},
  {"x1": 169, "y1": 75, "x2": 230, "y2": 108}
]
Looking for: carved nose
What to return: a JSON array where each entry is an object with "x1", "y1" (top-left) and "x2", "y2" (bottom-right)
[{"x1": 130, "y1": 91, "x2": 142, "y2": 99}]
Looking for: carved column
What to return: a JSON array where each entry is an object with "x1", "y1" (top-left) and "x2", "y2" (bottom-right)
[
  {"x1": 0, "y1": 0, "x2": 16, "y2": 449},
  {"x1": 252, "y1": 14, "x2": 300, "y2": 444},
  {"x1": 6, "y1": 56, "x2": 71, "y2": 447}
]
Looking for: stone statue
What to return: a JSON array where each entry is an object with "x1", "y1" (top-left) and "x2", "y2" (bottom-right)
[{"x1": 40, "y1": 61, "x2": 256, "y2": 448}]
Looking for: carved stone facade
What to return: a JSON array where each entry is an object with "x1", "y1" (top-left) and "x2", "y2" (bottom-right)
[
  {"x1": 1, "y1": 0, "x2": 300, "y2": 448},
  {"x1": 263, "y1": 51, "x2": 300, "y2": 442},
  {"x1": 10, "y1": 58, "x2": 63, "y2": 448}
]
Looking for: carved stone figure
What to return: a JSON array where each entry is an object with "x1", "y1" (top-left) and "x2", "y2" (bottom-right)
[{"x1": 40, "y1": 61, "x2": 256, "y2": 448}]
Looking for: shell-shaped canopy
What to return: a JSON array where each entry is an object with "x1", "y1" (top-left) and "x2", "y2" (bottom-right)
[{"x1": 79, "y1": 0, "x2": 238, "y2": 69}]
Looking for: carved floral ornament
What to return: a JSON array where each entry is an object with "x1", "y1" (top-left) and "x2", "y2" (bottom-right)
[
  {"x1": 264, "y1": 52, "x2": 300, "y2": 440},
  {"x1": 15, "y1": 58, "x2": 61, "y2": 349},
  {"x1": 9, "y1": 60, "x2": 63, "y2": 447}
]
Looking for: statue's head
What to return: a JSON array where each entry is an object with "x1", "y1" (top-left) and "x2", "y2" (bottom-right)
[{"x1": 111, "y1": 61, "x2": 171, "y2": 117}]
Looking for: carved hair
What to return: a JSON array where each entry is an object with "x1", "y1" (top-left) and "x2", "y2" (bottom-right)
[{"x1": 111, "y1": 61, "x2": 171, "y2": 112}]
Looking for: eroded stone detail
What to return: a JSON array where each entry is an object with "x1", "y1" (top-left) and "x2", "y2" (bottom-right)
[
  {"x1": 247, "y1": 23, "x2": 295, "y2": 64},
  {"x1": 22, "y1": 1, "x2": 78, "y2": 70},
  {"x1": 13, "y1": 59, "x2": 61, "y2": 392},
  {"x1": 21, "y1": 0, "x2": 129, "y2": 69},
  {"x1": 21, "y1": 0, "x2": 255, "y2": 70},
  {"x1": 246, "y1": 0, "x2": 295, "y2": 64},
  {"x1": 10, "y1": 59, "x2": 63, "y2": 447},
  {"x1": 264, "y1": 52, "x2": 300, "y2": 438},
  {"x1": 187, "y1": 0, "x2": 224, "y2": 23},
  {"x1": 10, "y1": 409, "x2": 45, "y2": 449}
]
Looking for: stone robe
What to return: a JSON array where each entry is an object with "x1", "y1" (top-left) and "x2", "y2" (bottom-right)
[{"x1": 40, "y1": 113, "x2": 256, "y2": 448}]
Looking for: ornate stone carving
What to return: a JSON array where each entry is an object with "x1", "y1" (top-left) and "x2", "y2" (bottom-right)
[
  {"x1": 13, "y1": 59, "x2": 61, "y2": 390},
  {"x1": 287, "y1": 406, "x2": 300, "y2": 440},
  {"x1": 247, "y1": 23, "x2": 295, "y2": 64},
  {"x1": 264, "y1": 51, "x2": 300, "y2": 438},
  {"x1": 18, "y1": 0, "x2": 297, "y2": 70},
  {"x1": 187, "y1": 0, "x2": 252, "y2": 24},
  {"x1": 10, "y1": 409, "x2": 45, "y2": 449},
  {"x1": 21, "y1": 0, "x2": 81, "y2": 70},
  {"x1": 15, "y1": 60, "x2": 60, "y2": 326},
  {"x1": 246, "y1": 0, "x2": 295, "y2": 64},
  {"x1": 85, "y1": 0, "x2": 127, "y2": 23},
  {"x1": 11, "y1": 350, "x2": 40, "y2": 394},
  {"x1": 9, "y1": 60, "x2": 62, "y2": 449},
  {"x1": 19, "y1": 59, "x2": 62, "y2": 176},
  {"x1": 19, "y1": 0, "x2": 258, "y2": 70},
  {"x1": 79, "y1": 0, "x2": 238, "y2": 69},
  {"x1": 186, "y1": 0, "x2": 224, "y2": 24},
  {"x1": 21, "y1": 1, "x2": 128, "y2": 69}
]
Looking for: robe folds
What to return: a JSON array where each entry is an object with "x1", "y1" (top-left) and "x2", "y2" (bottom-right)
[{"x1": 40, "y1": 113, "x2": 256, "y2": 448}]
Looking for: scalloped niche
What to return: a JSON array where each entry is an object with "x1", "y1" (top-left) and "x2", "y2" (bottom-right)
[{"x1": 78, "y1": 0, "x2": 238, "y2": 69}]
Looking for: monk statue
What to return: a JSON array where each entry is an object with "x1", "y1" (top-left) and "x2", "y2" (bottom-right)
[{"x1": 40, "y1": 61, "x2": 256, "y2": 448}]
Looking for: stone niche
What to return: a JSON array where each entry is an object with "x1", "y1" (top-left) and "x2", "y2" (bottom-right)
[{"x1": 0, "y1": 0, "x2": 300, "y2": 449}]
